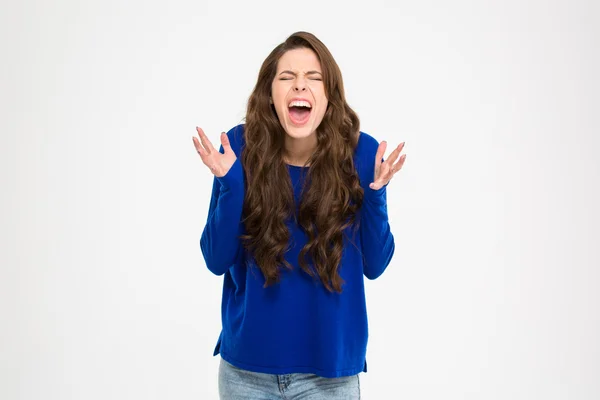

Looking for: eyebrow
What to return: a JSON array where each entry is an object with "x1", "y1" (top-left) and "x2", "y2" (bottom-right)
[{"x1": 278, "y1": 70, "x2": 323, "y2": 76}]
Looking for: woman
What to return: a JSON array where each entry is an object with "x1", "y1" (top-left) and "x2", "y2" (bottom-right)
[{"x1": 192, "y1": 31, "x2": 406, "y2": 399}]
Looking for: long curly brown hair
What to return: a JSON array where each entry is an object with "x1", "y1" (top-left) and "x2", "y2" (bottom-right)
[{"x1": 240, "y1": 31, "x2": 364, "y2": 293}]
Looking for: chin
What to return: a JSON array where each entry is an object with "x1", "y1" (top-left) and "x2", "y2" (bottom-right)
[{"x1": 283, "y1": 124, "x2": 315, "y2": 139}]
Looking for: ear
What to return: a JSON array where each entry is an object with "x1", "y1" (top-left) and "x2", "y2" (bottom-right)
[{"x1": 269, "y1": 97, "x2": 273, "y2": 104}]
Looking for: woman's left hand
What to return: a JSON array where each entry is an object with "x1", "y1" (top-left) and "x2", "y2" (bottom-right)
[{"x1": 369, "y1": 141, "x2": 407, "y2": 190}]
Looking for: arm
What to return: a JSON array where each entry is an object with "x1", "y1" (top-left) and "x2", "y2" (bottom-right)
[
  {"x1": 357, "y1": 132, "x2": 401, "y2": 280},
  {"x1": 199, "y1": 145, "x2": 246, "y2": 276},
  {"x1": 360, "y1": 183, "x2": 395, "y2": 280}
]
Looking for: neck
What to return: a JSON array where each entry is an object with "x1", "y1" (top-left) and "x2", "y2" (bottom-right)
[{"x1": 283, "y1": 134, "x2": 317, "y2": 166}]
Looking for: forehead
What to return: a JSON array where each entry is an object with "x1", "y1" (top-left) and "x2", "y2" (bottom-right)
[{"x1": 276, "y1": 48, "x2": 322, "y2": 72}]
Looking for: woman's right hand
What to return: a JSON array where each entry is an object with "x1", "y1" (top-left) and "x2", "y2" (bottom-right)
[{"x1": 192, "y1": 127, "x2": 237, "y2": 178}]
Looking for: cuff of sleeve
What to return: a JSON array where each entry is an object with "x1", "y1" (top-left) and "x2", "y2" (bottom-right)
[
  {"x1": 216, "y1": 158, "x2": 244, "y2": 190},
  {"x1": 364, "y1": 182, "x2": 388, "y2": 203}
]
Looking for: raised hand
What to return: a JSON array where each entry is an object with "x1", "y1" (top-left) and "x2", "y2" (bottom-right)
[
  {"x1": 192, "y1": 127, "x2": 237, "y2": 178},
  {"x1": 369, "y1": 141, "x2": 406, "y2": 190}
]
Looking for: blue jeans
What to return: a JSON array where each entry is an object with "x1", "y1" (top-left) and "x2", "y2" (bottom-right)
[{"x1": 218, "y1": 357, "x2": 361, "y2": 399}]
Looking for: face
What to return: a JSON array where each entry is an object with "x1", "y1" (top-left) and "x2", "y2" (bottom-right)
[{"x1": 271, "y1": 48, "x2": 328, "y2": 140}]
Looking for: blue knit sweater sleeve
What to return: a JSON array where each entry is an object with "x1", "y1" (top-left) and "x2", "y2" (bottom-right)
[
  {"x1": 200, "y1": 126, "x2": 245, "y2": 276},
  {"x1": 356, "y1": 132, "x2": 396, "y2": 279}
]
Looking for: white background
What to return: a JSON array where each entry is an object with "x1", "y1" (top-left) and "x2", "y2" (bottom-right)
[{"x1": 2, "y1": 0, "x2": 599, "y2": 399}]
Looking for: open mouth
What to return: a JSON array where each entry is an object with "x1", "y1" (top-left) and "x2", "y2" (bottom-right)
[{"x1": 288, "y1": 100, "x2": 312, "y2": 126}]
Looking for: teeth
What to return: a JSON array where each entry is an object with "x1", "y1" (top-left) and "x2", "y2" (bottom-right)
[{"x1": 288, "y1": 100, "x2": 312, "y2": 108}]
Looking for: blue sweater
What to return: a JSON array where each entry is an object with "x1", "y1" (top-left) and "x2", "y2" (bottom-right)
[{"x1": 200, "y1": 124, "x2": 395, "y2": 378}]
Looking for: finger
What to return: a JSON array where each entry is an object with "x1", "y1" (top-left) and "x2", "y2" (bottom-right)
[
  {"x1": 196, "y1": 126, "x2": 216, "y2": 154},
  {"x1": 374, "y1": 141, "x2": 387, "y2": 178},
  {"x1": 220, "y1": 132, "x2": 232, "y2": 153},
  {"x1": 192, "y1": 135, "x2": 202, "y2": 151},
  {"x1": 369, "y1": 171, "x2": 390, "y2": 190},
  {"x1": 369, "y1": 179, "x2": 386, "y2": 190},
  {"x1": 391, "y1": 154, "x2": 407, "y2": 174},
  {"x1": 194, "y1": 127, "x2": 208, "y2": 153},
  {"x1": 375, "y1": 141, "x2": 387, "y2": 167},
  {"x1": 192, "y1": 136, "x2": 207, "y2": 157},
  {"x1": 384, "y1": 142, "x2": 405, "y2": 170},
  {"x1": 385, "y1": 154, "x2": 406, "y2": 182},
  {"x1": 370, "y1": 169, "x2": 394, "y2": 189}
]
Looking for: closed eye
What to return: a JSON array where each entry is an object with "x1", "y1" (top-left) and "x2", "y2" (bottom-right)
[{"x1": 279, "y1": 78, "x2": 322, "y2": 81}]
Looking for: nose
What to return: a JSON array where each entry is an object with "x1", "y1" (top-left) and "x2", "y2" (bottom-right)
[{"x1": 294, "y1": 79, "x2": 307, "y2": 92}]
